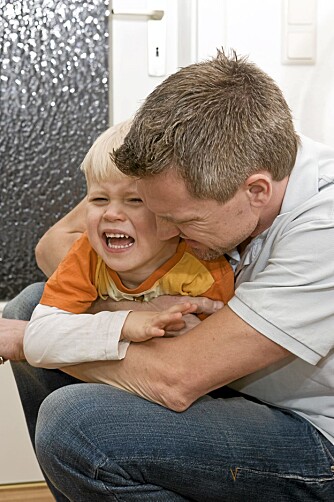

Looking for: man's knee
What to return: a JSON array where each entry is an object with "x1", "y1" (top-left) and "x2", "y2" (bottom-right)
[
  {"x1": 36, "y1": 385, "x2": 79, "y2": 470},
  {"x1": 35, "y1": 383, "x2": 143, "y2": 465},
  {"x1": 36, "y1": 384, "x2": 114, "y2": 487},
  {"x1": 3, "y1": 282, "x2": 45, "y2": 320}
]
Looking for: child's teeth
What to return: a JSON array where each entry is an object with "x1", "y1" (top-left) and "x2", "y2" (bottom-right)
[
  {"x1": 106, "y1": 233, "x2": 130, "y2": 238},
  {"x1": 107, "y1": 242, "x2": 133, "y2": 249}
]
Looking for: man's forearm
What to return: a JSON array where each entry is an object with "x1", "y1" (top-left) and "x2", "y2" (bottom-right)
[
  {"x1": 62, "y1": 342, "x2": 186, "y2": 410},
  {"x1": 0, "y1": 318, "x2": 27, "y2": 361},
  {"x1": 62, "y1": 307, "x2": 291, "y2": 411},
  {"x1": 35, "y1": 229, "x2": 83, "y2": 277},
  {"x1": 35, "y1": 198, "x2": 87, "y2": 277}
]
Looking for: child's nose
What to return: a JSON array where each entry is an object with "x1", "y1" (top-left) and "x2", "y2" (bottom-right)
[{"x1": 103, "y1": 203, "x2": 126, "y2": 221}]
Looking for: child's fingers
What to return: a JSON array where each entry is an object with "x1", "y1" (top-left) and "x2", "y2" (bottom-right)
[
  {"x1": 154, "y1": 311, "x2": 183, "y2": 327},
  {"x1": 147, "y1": 312, "x2": 186, "y2": 333},
  {"x1": 166, "y1": 302, "x2": 198, "y2": 315},
  {"x1": 146, "y1": 326, "x2": 166, "y2": 338}
]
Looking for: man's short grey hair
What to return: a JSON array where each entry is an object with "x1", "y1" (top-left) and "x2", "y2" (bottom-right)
[{"x1": 114, "y1": 49, "x2": 299, "y2": 202}]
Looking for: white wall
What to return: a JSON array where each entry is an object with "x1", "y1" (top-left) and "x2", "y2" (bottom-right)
[
  {"x1": 0, "y1": 306, "x2": 44, "y2": 484},
  {"x1": 0, "y1": 368, "x2": 44, "y2": 484},
  {"x1": 112, "y1": 0, "x2": 334, "y2": 147},
  {"x1": 221, "y1": 0, "x2": 334, "y2": 146}
]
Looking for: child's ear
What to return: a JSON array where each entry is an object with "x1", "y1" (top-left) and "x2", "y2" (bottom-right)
[{"x1": 245, "y1": 173, "x2": 272, "y2": 207}]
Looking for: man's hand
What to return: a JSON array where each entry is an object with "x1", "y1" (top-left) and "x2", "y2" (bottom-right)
[
  {"x1": 165, "y1": 313, "x2": 201, "y2": 337},
  {"x1": 0, "y1": 318, "x2": 27, "y2": 361},
  {"x1": 88, "y1": 295, "x2": 224, "y2": 315},
  {"x1": 149, "y1": 296, "x2": 224, "y2": 315}
]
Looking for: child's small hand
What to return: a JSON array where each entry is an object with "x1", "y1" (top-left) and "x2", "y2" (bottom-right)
[{"x1": 121, "y1": 302, "x2": 197, "y2": 343}]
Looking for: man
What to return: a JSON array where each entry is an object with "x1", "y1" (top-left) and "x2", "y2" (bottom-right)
[{"x1": 4, "y1": 50, "x2": 334, "y2": 500}]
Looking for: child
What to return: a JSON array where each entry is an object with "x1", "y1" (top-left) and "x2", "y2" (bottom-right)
[{"x1": 24, "y1": 121, "x2": 234, "y2": 368}]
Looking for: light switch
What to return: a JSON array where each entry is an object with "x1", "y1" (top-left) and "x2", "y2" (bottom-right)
[
  {"x1": 282, "y1": 0, "x2": 317, "y2": 64},
  {"x1": 288, "y1": 0, "x2": 316, "y2": 25},
  {"x1": 287, "y1": 32, "x2": 314, "y2": 60}
]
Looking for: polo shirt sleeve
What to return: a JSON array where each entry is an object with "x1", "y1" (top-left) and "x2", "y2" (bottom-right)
[{"x1": 228, "y1": 192, "x2": 334, "y2": 365}]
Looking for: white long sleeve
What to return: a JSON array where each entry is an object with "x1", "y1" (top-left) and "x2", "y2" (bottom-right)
[{"x1": 24, "y1": 304, "x2": 131, "y2": 368}]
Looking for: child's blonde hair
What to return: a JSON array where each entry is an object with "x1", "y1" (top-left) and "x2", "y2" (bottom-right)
[{"x1": 81, "y1": 119, "x2": 132, "y2": 183}]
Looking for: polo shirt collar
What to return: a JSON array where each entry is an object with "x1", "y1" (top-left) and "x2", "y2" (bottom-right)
[{"x1": 280, "y1": 135, "x2": 319, "y2": 215}]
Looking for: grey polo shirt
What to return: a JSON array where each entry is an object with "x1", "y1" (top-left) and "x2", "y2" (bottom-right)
[{"x1": 228, "y1": 135, "x2": 334, "y2": 444}]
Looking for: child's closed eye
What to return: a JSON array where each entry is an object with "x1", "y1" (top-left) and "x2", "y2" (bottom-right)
[
  {"x1": 91, "y1": 197, "x2": 109, "y2": 204},
  {"x1": 127, "y1": 197, "x2": 143, "y2": 204}
]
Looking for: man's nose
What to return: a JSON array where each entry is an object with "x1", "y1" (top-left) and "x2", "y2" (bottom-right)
[{"x1": 156, "y1": 217, "x2": 180, "y2": 240}]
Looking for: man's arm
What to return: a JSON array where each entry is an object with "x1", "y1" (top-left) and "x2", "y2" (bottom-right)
[
  {"x1": 35, "y1": 197, "x2": 87, "y2": 277},
  {"x1": 63, "y1": 306, "x2": 291, "y2": 411},
  {"x1": 0, "y1": 319, "x2": 27, "y2": 361}
]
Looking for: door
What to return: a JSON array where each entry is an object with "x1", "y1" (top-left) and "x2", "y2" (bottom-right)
[{"x1": 0, "y1": 0, "x2": 204, "y2": 485}]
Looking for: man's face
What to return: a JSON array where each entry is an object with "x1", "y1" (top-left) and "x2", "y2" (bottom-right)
[{"x1": 137, "y1": 170, "x2": 260, "y2": 259}]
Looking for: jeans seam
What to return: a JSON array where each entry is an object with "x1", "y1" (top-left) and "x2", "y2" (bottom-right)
[
  {"x1": 69, "y1": 430, "x2": 120, "y2": 500},
  {"x1": 95, "y1": 459, "x2": 171, "y2": 498},
  {"x1": 236, "y1": 467, "x2": 334, "y2": 483},
  {"x1": 308, "y1": 423, "x2": 334, "y2": 475},
  {"x1": 311, "y1": 429, "x2": 334, "y2": 464},
  {"x1": 96, "y1": 454, "x2": 334, "y2": 476}
]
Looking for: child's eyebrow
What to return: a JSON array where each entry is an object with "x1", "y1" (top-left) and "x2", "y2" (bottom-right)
[{"x1": 123, "y1": 190, "x2": 141, "y2": 197}]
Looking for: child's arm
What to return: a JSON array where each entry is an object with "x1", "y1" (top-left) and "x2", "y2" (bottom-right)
[
  {"x1": 24, "y1": 304, "x2": 131, "y2": 368},
  {"x1": 24, "y1": 303, "x2": 197, "y2": 369}
]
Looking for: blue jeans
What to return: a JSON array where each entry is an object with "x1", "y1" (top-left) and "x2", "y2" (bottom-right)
[
  {"x1": 35, "y1": 384, "x2": 334, "y2": 501},
  {"x1": 3, "y1": 282, "x2": 46, "y2": 322},
  {"x1": 5, "y1": 283, "x2": 334, "y2": 501}
]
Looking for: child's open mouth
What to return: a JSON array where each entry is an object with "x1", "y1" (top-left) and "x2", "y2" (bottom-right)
[{"x1": 104, "y1": 233, "x2": 135, "y2": 249}]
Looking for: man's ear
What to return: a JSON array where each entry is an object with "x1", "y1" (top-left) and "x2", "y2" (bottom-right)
[{"x1": 245, "y1": 173, "x2": 272, "y2": 207}]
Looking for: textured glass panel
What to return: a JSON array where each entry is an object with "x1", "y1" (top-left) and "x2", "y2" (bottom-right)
[{"x1": 0, "y1": 0, "x2": 109, "y2": 300}]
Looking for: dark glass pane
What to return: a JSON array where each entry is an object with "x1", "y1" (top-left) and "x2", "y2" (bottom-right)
[{"x1": 0, "y1": 0, "x2": 109, "y2": 299}]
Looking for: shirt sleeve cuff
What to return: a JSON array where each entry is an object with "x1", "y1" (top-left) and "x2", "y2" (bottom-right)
[{"x1": 105, "y1": 310, "x2": 132, "y2": 360}]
